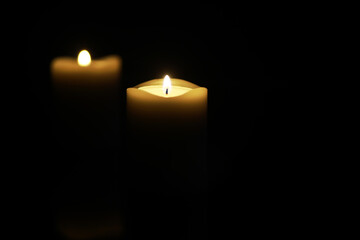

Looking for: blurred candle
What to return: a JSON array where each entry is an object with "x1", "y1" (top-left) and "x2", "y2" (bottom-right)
[
  {"x1": 51, "y1": 50, "x2": 123, "y2": 240},
  {"x1": 51, "y1": 50, "x2": 122, "y2": 149}
]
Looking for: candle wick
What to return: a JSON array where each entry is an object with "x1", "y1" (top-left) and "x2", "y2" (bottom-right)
[{"x1": 166, "y1": 88, "x2": 168, "y2": 95}]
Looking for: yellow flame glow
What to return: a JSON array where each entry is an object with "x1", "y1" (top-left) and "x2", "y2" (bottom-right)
[
  {"x1": 163, "y1": 75, "x2": 172, "y2": 95},
  {"x1": 77, "y1": 50, "x2": 91, "y2": 67}
]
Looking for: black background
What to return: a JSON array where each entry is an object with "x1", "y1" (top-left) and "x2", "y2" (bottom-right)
[{"x1": 24, "y1": 3, "x2": 300, "y2": 240}]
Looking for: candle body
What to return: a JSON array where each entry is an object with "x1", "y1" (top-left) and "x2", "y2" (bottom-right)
[
  {"x1": 127, "y1": 79, "x2": 207, "y2": 239},
  {"x1": 51, "y1": 55, "x2": 123, "y2": 239},
  {"x1": 50, "y1": 56, "x2": 122, "y2": 229}
]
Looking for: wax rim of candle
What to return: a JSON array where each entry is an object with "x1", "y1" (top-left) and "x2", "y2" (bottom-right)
[
  {"x1": 129, "y1": 78, "x2": 207, "y2": 99},
  {"x1": 127, "y1": 87, "x2": 207, "y2": 102},
  {"x1": 138, "y1": 85, "x2": 192, "y2": 98},
  {"x1": 134, "y1": 79, "x2": 200, "y2": 89},
  {"x1": 51, "y1": 55, "x2": 122, "y2": 71}
]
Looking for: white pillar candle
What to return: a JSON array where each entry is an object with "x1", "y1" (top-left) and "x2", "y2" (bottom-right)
[{"x1": 126, "y1": 75, "x2": 208, "y2": 240}]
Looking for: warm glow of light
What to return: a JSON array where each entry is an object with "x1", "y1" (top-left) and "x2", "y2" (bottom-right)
[
  {"x1": 163, "y1": 75, "x2": 172, "y2": 95},
  {"x1": 78, "y1": 50, "x2": 91, "y2": 67}
]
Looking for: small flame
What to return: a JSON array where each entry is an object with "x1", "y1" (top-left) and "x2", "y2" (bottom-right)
[
  {"x1": 78, "y1": 50, "x2": 91, "y2": 67},
  {"x1": 163, "y1": 75, "x2": 172, "y2": 95}
]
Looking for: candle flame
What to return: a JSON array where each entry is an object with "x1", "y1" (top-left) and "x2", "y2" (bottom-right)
[
  {"x1": 78, "y1": 50, "x2": 91, "y2": 67},
  {"x1": 163, "y1": 75, "x2": 172, "y2": 95}
]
